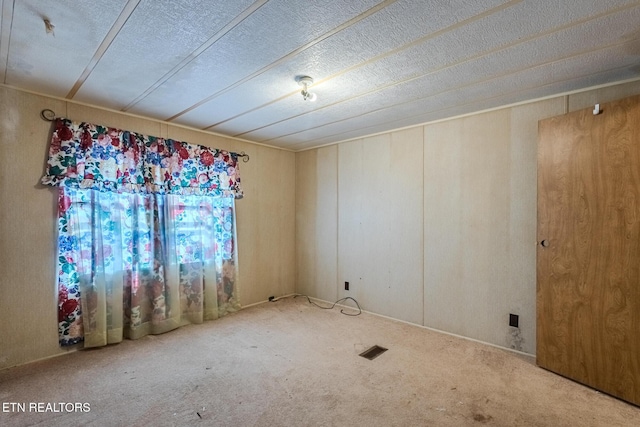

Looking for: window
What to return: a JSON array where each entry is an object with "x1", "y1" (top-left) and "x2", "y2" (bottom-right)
[{"x1": 43, "y1": 118, "x2": 243, "y2": 347}]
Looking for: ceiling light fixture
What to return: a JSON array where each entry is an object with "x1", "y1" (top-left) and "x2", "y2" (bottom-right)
[{"x1": 296, "y1": 76, "x2": 317, "y2": 102}]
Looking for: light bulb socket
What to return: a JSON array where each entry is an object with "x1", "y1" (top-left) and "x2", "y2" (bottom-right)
[
  {"x1": 301, "y1": 89, "x2": 317, "y2": 102},
  {"x1": 297, "y1": 76, "x2": 317, "y2": 101}
]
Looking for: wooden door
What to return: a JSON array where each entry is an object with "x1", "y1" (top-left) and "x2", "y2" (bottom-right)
[{"x1": 537, "y1": 95, "x2": 640, "y2": 406}]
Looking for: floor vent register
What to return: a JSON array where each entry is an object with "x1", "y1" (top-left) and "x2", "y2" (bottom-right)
[{"x1": 359, "y1": 345, "x2": 388, "y2": 360}]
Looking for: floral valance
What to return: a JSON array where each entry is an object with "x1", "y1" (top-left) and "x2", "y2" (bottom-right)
[{"x1": 41, "y1": 118, "x2": 243, "y2": 198}]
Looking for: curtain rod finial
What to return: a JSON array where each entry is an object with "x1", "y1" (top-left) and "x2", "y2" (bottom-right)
[{"x1": 41, "y1": 109, "x2": 56, "y2": 121}]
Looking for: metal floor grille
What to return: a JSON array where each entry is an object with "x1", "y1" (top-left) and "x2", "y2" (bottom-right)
[{"x1": 359, "y1": 345, "x2": 388, "y2": 360}]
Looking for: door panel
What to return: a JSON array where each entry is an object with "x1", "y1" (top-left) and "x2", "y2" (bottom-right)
[{"x1": 537, "y1": 95, "x2": 640, "y2": 405}]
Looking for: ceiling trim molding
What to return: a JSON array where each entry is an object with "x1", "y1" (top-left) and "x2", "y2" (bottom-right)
[
  {"x1": 229, "y1": 0, "x2": 525, "y2": 138},
  {"x1": 66, "y1": 0, "x2": 141, "y2": 99},
  {"x1": 292, "y1": 75, "x2": 640, "y2": 153},
  {"x1": 239, "y1": 2, "x2": 640, "y2": 144},
  {"x1": 0, "y1": 83, "x2": 292, "y2": 152},
  {"x1": 267, "y1": 34, "x2": 640, "y2": 146},
  {"x1": 171, "y1": 0, "x2": 400, "y2": 124},
  {"x1": 122, "y1": 0, "x2": 270, "y2": 113},
  {"x1": 0, "y1": 0, "x2": 15, "y2": 84}
]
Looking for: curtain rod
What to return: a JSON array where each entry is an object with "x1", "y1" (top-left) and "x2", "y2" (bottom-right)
[{"x1": 40, "y1": 109, "x2": 250, "y2": 163}]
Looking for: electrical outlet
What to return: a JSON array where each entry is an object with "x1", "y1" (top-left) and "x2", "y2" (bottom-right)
[
  {"x1": 345, "y1": 281, "x2": 349, "y2": 291},
  {"x1": 509, "y1": 313, "x2": 519, "y2": 328}
]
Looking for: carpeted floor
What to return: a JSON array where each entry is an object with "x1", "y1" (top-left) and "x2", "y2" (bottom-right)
[{"x1": 1, "y1": 296, "x2": 639, "y2": 426}]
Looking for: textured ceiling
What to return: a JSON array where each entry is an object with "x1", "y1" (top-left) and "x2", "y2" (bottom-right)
[{"x1": 2, "y1": 0, "x2": 640, "y2": 151}]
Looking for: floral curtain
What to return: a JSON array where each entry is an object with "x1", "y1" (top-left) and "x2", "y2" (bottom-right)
[
  {"x1": 42, "y1": 118, "x2": 242, "y2": 347},
  {"x1": 42, "y1": 118, "x2": 243, "y2": 197}
]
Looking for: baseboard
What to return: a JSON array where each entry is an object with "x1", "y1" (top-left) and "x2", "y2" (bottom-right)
[
  {"x1": 0, "y1": 347, "x2": 79, "y2": 372},
  {"x1": 240, "y1": 293, "x2": 298, "y2": 309},
  {"x1": 2, "y1": 293, "x2": 533, "y2": 373},
  {"x1": 302, "y1": 295, "x2": 536, "y2": 360}
]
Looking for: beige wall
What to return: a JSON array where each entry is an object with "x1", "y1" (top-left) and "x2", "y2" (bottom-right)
[
  {"x1": 296, "y1": 146, "x2": 338, "y2": 303},
  {"x1": 338, "y1": 128, "x2": 425, "y2": 324},
  {"x1": 0, "y1": 85, "x2": 296, "y2": 370},
  {"x1": 3, "y1": 78, "x2": 640, "y2": 370},
  {"x1": 295, "y1": 79, "x2": 640, "y2": 356}
]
